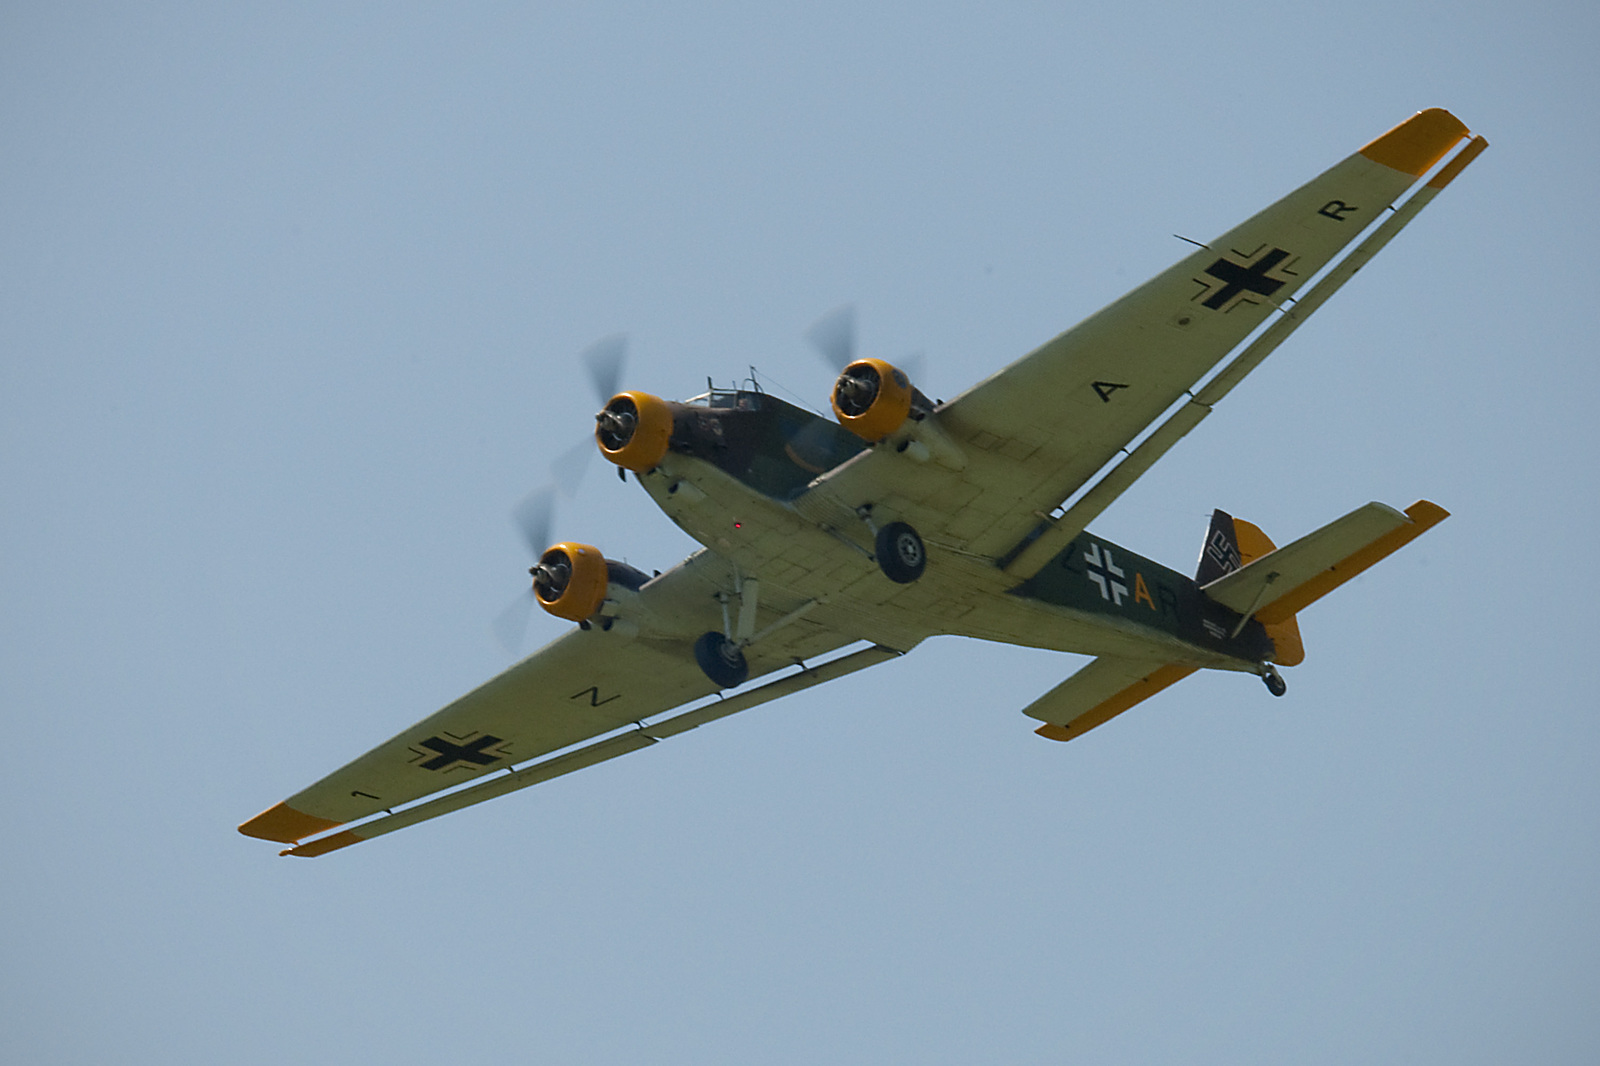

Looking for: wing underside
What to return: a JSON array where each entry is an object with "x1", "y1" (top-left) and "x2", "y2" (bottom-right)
[
  {"x1": 240, "y1": 550, "x2": 894, "y2": 854},
  {"x1": 809, "y1": 110, "x2": 1486, "y2": 576},
  {"x1": 275, "y1": 643, "x2": 905, "y2": 857}
]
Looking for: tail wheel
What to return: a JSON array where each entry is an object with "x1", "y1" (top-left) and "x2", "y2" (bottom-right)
[
  {"x1": 1260, "y1": 664, "x2": 1287, "y2": 697},
  {"x1": 875, "y1": 521, "x2": 926, "y2": 584},
  {"x1": 694, "y1": 631, "x2": 749, "y2": 688}
]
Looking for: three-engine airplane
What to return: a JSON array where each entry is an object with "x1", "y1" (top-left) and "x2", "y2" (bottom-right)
[{"x1": 241, "y1": 108, "x2": 1485, "y2": 856}]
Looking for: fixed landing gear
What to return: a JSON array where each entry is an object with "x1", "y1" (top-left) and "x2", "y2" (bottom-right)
[
  {"x1": 694, "y1": 631, "x2": 749, "y2": 689},
  {"x1": 875, "y1": 521, "x2": 926, "y2": 584},
  {"x1": 1259, "y1": 662, "x2": 1287, "y2": 697}
]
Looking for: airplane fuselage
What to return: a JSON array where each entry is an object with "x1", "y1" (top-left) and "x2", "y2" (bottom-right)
[{"x1": 637, "y1": 387, "x2": 1272, "y2": 672}]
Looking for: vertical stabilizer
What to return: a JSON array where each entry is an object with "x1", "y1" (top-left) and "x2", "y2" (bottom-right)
[
  {"x1": 1196, "y1": 509, "x2": 1243, "y2": 585},
  {"x1": 1198, "y1": 510, "x2": 1306, "y2": 666}
]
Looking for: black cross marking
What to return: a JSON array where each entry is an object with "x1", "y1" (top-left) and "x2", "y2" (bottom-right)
[
  {"x1": 1092, "y1": 381, "x2": 1129, "y2": 403},
  {"x1": 1199, "y1": 247, "x2": 1291, "y2": 310},
  {"x1": 415, "y1": 733, "x2": 506, "y2": 772}
]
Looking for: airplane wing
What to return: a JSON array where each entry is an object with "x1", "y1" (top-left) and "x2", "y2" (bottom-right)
[
  {"x1": 239, "y1": 549, "x2": 886, "y2": 855},
  {"x1": 810, "y1": 109, "x2": 1485, "y2": 576}
]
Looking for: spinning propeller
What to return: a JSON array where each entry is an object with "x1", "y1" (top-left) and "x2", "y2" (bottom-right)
[
  {"x1": 493, "y1": 336, "x2": 629, "y2": 653},
  {"x1": 804, "y1": 303, "x2": 925, "y2": 386}
]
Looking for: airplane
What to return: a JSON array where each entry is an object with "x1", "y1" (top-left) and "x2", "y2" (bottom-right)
[{"x1": 241, "y1": 108, "x2": 1486, "y2": 857}]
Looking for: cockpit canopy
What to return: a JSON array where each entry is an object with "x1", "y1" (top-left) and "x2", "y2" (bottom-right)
[{"x1": 674, "y1": 388, "x2": 867, "y2": 500}]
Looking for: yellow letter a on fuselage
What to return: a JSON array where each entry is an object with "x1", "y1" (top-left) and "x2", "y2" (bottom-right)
[{"x1": 1134, "y1": 572, "x2": 1156, "y2": 610}]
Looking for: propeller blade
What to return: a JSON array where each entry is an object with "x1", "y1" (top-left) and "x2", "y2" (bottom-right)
[
  {"x1": 493, "y1": 588, "x2": 538, "y2": 655},
  {"x1": 512, "y1": 485, "x2": 557, "y2": 559},
  {"x1": 582, "y1": 334, "x2": 628, "y2": 406},
  {"x1": 805, "y1": 304, "x2": 856, "y2": 372},
  {"x1": 550, "y1": 437, "x2": 595, "y2": 499}
]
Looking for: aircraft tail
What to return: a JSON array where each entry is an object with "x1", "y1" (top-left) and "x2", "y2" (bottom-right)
[
  {"x1": 1028, "y1": 500, "x2": 1447, "y2": 745},
  {"x1": 1200, "y1": 500, "x2": 1451, "y2": 666},
  {"x1": 1195, "y1": 509, "x2": 1305, "y2": 665}
]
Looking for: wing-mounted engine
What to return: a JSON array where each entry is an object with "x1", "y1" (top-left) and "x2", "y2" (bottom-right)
[
  {"x1": 532, "y1": 542, "x2": 610, "y2": 621},
  {"x1": 830, "y1": 358, "x2": 927, "y2": 442},
  {"x1": 531, "y1": 543, "x2": 654, "y2": 625},
  {"x1": 831, "y1": 358, "x2": 965, "y2": 470}
]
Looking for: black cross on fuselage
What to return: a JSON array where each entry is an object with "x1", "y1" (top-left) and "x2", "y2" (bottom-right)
[
  {"x1": 416, "y1": 734, "x2": 505, "y2": 771},
  {"x1": 1200, "y1": 248, "x2": 1290, "y2": 309}
]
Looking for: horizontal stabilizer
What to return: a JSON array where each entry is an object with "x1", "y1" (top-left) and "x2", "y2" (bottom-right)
[
  {"x1": 1025, "y1": 656, "x2": 1198, "y2": 744},
  {"x1": 1202, "y1": 500, "x2": 1448, "y2": 623}
]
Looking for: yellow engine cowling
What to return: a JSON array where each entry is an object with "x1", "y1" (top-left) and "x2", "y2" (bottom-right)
[
  {"x1": 595, "y1": 390, "x2": 674, "y2": 473},
  {"x1": 831, "y1": 358, "x2": 913, "y2": 442},
  {"x1": 533, "y1": 542, "x2": 609, "y2": 622}
]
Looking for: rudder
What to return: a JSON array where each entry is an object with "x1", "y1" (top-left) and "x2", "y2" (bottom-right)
[{"x1": 1195, "y1": 509, "x2": 1306, "y2": 666}]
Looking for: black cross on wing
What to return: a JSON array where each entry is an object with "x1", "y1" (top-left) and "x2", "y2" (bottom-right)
[
  {"x1": 409, "y1": 732, "x2": 511, "y2": 772},
  {"x1": 1193, "y1": 245, "x2": 1298, "y2": 313}
]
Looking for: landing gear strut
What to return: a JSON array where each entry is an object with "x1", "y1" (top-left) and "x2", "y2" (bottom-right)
[
  {"x1": 1259, "y1": 662, "x2": 1287, "y2": 697},
  {"x1": 694, "y1": 631, "x2": 749, "y2": 689}
]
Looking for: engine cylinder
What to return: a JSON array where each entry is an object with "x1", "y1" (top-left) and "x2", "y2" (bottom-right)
[
  {"x1": 831, "y1": 358, "x2": 913, "y2": 442},
  {"x1": 533, "y1": 542, "x2": 609, "y2": 622},
  {"x1": 595, "y1": 391, "x2": 674, "y2": 473}
]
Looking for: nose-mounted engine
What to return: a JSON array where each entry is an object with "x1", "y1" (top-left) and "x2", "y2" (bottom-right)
[
  {"x1": 831, "y1": 358, "x2": 921, "y2": 442},
  {"x1": 595, "y1": 390, "x2": 674, "y2": 473}
]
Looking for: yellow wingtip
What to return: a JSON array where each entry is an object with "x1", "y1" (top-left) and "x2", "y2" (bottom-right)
[
  {"x1": 1360, "y1": 108, "x2": 1470, "y2": 177},
  {"x1": 238, "y1": 802, "x2": 342, "y2": 844},
  {"x1": 1406, "y1": 499, "x2": 1451, "y2": 527}
]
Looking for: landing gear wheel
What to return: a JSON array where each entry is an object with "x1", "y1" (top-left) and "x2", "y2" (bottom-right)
[
  {"x1": 1260, "y1": 664, "x2": 1287, "y2": 698},
  {"x1": 875, "y1": 521, "x2": 926, "y2": 584},
  {"x1": 694, "y1": 631, "x2": 749, "y2": 688}
]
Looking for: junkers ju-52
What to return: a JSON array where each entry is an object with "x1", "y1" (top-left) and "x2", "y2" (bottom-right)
[{"x1": 242, "y1": 109, "x2": 1485, "y2": 857}]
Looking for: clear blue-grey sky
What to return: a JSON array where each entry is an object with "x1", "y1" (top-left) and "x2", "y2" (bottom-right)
[{"x1": 4, "y1": 3, "x2": 1596, "y2": 1063}]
